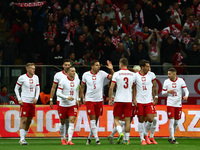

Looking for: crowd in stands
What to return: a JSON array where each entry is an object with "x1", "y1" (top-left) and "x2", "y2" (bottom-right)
[{"x1": 1, "y1": 0, "x2": 200, "y2": 75}]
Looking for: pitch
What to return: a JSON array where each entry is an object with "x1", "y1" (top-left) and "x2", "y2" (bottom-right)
[{"x1": 0, "y1": 138, "x2": 199, "y2": 150}]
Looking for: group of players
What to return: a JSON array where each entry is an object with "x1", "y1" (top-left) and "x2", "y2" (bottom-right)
[{"x1": 14, "y1": 58, "x2": 189, "y2": 146}]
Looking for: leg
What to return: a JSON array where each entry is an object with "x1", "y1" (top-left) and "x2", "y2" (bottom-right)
[
  {"x1": 19, "y1": 117, "x2": 28, "y2": 142},
  {"x1": 89, "y1": 115, "x2": 100, "y2": 143},
  {"x1": 67, "y1": 116, "x2": 76, "y2": 145},
  {"x1": 138, "y1": 115, "x2": 147, "y2": 145},
  {"x1": 169, "y1": 117, "x2": 175, "y2": 141},
  {"x1": 60, "y1": 119, "x2": 66, "y2": 140},
  {"x1": 124, "y1": 117, "x2": 131, "y2": 144},
  {"x1": 149, "y1": 114, "x2": 158, "y2": 144}
]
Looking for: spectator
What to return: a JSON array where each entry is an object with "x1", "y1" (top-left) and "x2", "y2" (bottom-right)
[
  {"x1": 146, "y1": 29, "x2": 162, "y2": 75},
  {"x1": 186, "y1": 43, "x2": 200, "y2": 74},
  {"x1": 111, "y1": 29, "x2": 120, "y2": 48},
  {"x1": 183, "y1": 14, "x2": 197, "y2": 37},
  {"x1": 120, "y1": 17, "x2": 130, "y2": 34},
  {"x1": 103, "y1": 36, "x2": 116, "y2": 61},
  {"x1": 49, "y1": 44, "x2": 64, "y2": 65},
  {"x1": 118, "y1": 3, "x2": 132, "y2": 24},
  {"x1": 0, "y1": 85, "x2": 17, "y2": 105},
  {"x1": 161, "y1": 36, "x2": 178, "y2": 75},
  {"x1": 43, "y1": 25, "x2": 56, "y2": 40},
  {"x1": 102, "y1": 4, "x2": 115, "y2": 20},
  {"x1": 191, "y1": 0, "x2": 200, "y2": 18},
  {"x1": 130, "y1": 43, "x2": 150, "y2": 65},
  {"x1": 132, "y1": 3, "x2": 144, "y2": 25},
  {"x1": 121, "y1": 33, "x2": 131, "y2": 55},
  {"x1": 109, "y1": 19, "x2": 123, "y2": 35},
  {"x1": 74, "y1": 34, "x2": 88, "y2": 60}
]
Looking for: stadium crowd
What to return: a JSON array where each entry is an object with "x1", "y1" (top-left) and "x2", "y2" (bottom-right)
[{"x1": 1, "y1": 0, "x2": 200, "y2": 76}]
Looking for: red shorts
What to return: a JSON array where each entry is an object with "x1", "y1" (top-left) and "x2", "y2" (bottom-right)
[
  {"x1": 20, "y1": 102, "x2": 35, "y2": 117},
  {"x1": 131, "y1": 106, "x2": 137, "y2": 118},
  {"x1": 167, "y1": 106, "x2": 182, "y2": 120},
  {"x1": 57, "y1": 101, "x2": 60, "y2": 114},
  {"x1": 59, "y1": 105, "x2": 77, "y2": 119},
  {"x1": 86, "y1": 101, "x2": 103, "y2": 117},
  {"x1": 113, "y1": 102, "x2": 132, "y2": 117},
  {"x1": 137, "y1": 103, "x2": 156, "y2": 116}
]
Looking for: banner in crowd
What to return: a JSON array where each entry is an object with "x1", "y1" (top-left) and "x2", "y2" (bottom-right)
[
  {"x1": 10, "y1": 1, "x2": 46, "y2": 7},
  {"x1": 0, "y1": 105, "x2": 200, "y2": 137}
]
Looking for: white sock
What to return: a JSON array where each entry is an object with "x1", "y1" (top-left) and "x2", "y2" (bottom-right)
[
  {"x1": 122, "y1": 125, "x2": 126, "y2": 140},
  {"x1": 125, "y1": 133, "x2": 130, "y2": 141},
  {"x1": 65, "y1": 119, "x2": 69, "y2": 137},
  {"x1": 144, "y1": 121, "x2": 153, "y2": 136},
  {"x1": 25, "y1": 130, "x2": 28, "y2": 137},
  {"x1": 116, "y1": 125, "x2": 122, "y2": 134},
  {"x1": 169, "y1": 119, "x2": 175, "y2": 140},
  {"x1": 90, "y1": 120, "x2": 99, "y2": 141},
  {"x1": 68, "y1": 123, "x2": 74, "y2": 142},
  {"x1": 138, "y1": 122, "x2": 145, "y2": 141},
  {"x1": 110, "y1": 127, "x2": 117, "y2": 137},
  {"x1": 60, "y1": 124, "x2": 65, "y2": 140},
  {"x1": 119, "y1": 120, "x2": 125, "y2": 127},
  {"x1": 150, "y1": 117, "x2": 157, "y2": 138},
  {"x1": 88, "y1": 129, "x2": 93, "y2": 139},
  {"x1": 174, "y1": 120, "x2": 179, "y2": 133},
  {"x1": 20, "y1": 129, "x2": 25, "y2": 141}
]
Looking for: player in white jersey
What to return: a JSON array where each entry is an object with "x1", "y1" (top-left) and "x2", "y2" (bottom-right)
[
  {"x1": 49, "y1": 59, "x2": 79, "y2": 145},
  {"x1": 162, "y1": 68, "x2": 189, "y2": 144},
  {"x1": 133, "y1": 60, "x2": 158, "y2": 145},
  {"x1": 14, "y1": 63, "x2": 40, "y2": 145},
  {"x1": 56, "y1": 66, "x2": 81, "y2": 145},
  {"x1": 109, "y1": 58, "x2": 136, "y2": 145},
  {"x1": 80, "y1": 60, "x2": 114, "y2": 145}
]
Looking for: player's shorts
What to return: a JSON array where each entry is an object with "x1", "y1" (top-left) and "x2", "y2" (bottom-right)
[
  {"x1": 57, "y1": 101, "x2": 60, "y2": 114},
  {"x1": 20, "y1": 102, "x2": 35, "y2": 117},
  {"x1": 167, "y1": 106, "x2": 182, "y2": 120},
  {"x1": 86, "y1": 101, "x2": 103, "y2": 117},
  {"x1": 131, "y1": 106, "x2": 137, "y2": 118},
  {"x1": 137, "y1": 102, "x2": 156, "y2": 116},
  {"x1": 59, "y1": 105, "x2": 77, "y2": 119},
  {"x1": 113, "y1": 102, "x2": 132, "y2": 117}
]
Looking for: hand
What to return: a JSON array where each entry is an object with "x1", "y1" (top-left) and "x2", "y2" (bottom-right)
[
  {"x1": 68, "y1": 96, "x2": 74, "y2": 101},
  {"x1": 153, "y1": 97, "x2": 158, "y2": 105},
  {"x1": 19, "y1": 100, "x2": 23, "y2": 105},
  {"x1": 106, "y1": 60, "x2": 113, "y2": 70},
  {"x1": 50, "y1": 101, "x2": 54, "y2": 109},
  {"x1": 154, "y1": 28, "x2": 157, "y2": 33},
  {"x1": 109, "y1": 99, "x2": 113, "y2": 106},
  {"x1": 183, "y1": 96, "x2": 188, "y2": 101},
  {"x1": 76, "y1": 101, "x2": 81, "y2": 107},
  {"x1": 82, "y1": 98, "x2": 85, "y2": 104},
  {"x1": 33, "y1": 99, "x2": 37, "y2": 104},
  {"x1": 133, "y1": 99, "x2": 137, "y2": 107},
  {"x1": 167, "y1": 89, "x2": 176, "y2": 94}
]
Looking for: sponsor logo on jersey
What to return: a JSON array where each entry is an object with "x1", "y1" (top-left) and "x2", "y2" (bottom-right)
[
  {"x1": 92, "y1": 76, "x2": 96, "y2": 80},
  {"x1": 141, "y1": 77, "x2": 146, "y2": 82}
]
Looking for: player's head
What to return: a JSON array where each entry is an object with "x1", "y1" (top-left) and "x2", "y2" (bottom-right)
[
  {"x1": 67, "y1": 66, "x2": 76, "y2": 78},
  {"x1": 139, "y1": 60, "x2": 150, "y2": 73},
  {"x1": 119, "y1": 58, "x2": 128, "y2": 69},
  {"x1": 168, "y1": 68, "x2": 177, "y2": 80},
  {"x1": 63, "y1": 59, "x2": 72, "y2": 72},
  {"x1": 133, "y1": 65, "x2": 141, "y2": 73},
  {"x1": 91, "y1": 60, "x2": 100, "y2": 73},
  {"x1": 26, "y1": 63, "x2": 35, "y2": 76}
]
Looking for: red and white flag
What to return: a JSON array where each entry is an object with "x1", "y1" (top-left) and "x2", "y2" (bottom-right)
[{"x1": 10, "y1": 1, "x2": 46, "y2": 7}]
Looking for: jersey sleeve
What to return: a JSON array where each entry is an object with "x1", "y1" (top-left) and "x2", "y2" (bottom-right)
[
  {"x1": 56, "y1": 79, "x2": 68, "y2": 99},
  {"x1": 162, "y1": 80, "x2": 168, "y2": 95},
  {"x1": 101, "y1": 70, "x2": 109, "y2": 79},
  {"x1": 53, "y1": 73, "x2": 59, "y2": 84},
  {"x1": 111, "y1": 72, "x2": 117, "y2": 83},
  {"x1": 181, "y1": 79, "x2": 187, "y2": 88},
  {"x1": 82, "y1": 73, "x2": 86, "y2": 84},
  {"x1": 151, "y1": 72, "x2": 156, "y2": 81},
  {"x1": 16, "y1": 75, "x2": 23, "y2": 86}
]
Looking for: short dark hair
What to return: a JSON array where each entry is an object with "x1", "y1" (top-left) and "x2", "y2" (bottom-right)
[
  {"x1": 63, "y1": 59, "x2": 71, "y2": 64},
  {"x1": 168, "y1": 68, "x2": 177, "y2": 73},
  {"x1": 91, "y1": 60, "x2": 99, "y2": 66},
  {"x1": 1, "y1": 85, "x2": 7, "y2": 91},
  {"x1": 120, "y1": 58, "x2": 128, "y2": 66},
  {"x1": 139, "y1": 60, "x2": 150, "y2": 67},
  {"x1": 67, "y1": 66, "x2": 75, "y2": 72}
]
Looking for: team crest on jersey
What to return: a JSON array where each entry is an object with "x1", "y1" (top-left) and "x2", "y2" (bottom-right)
[
  {"x1": 29, "y1": 79, "x2": 33, "y2": 84},
  {"x1": 92, "y1": 76, "x2": 96, "y2": 80},
  {"x1": 172, "y1": 83, "x2": 176, "y2": 88},
  {"x1": 70, "y1": 82, "x2": 74, "y2": 87},
  {"x1": 141, "y1": 77, "x2": 146, "y2": 82}
]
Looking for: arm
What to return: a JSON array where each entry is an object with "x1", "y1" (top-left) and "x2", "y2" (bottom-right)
[
  {"x1": 56, "y1": 88, "x2": 74, "y2": 101},
  {"x1": 33, "y1": 85, "x2": 40, "y2": 104},
  {"x1": 106, "y1": 60, "x2": 114, "y2": 77},
  {"x1": 108, "y1": 81, "x2": 115, "y2": 106},
  {"x1": 132, "y1": 84, "x2": 137, "y2": 107},
  {"x1": 182, "y1": 87, "x2": 189, "y2": 101},
  {"x1": 152, "y1": 79, "x2": 158, "y2": 105},
  {"x1": 49, "y1": 82, "x2": 57, "y2": 109},
  {"x1": 14, "y1": 83, "x2": 23, "y2": 105},
  {"x1": 79, "y1": 82, "x2": 86, "y2": 104}
]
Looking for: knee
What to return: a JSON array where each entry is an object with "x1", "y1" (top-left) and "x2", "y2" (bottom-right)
[{"x1": 21, "y1": 118, "x2": 27, "y2": 125}]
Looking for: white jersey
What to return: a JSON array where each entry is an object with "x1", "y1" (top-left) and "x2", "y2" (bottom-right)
[
  {"x1": 135, "y1": 71, "x2": 156, "y2": 104},
  {"x1": 15, "y1": 73, "x2": 40, "y2": 103},
  {"x1": 112, "y1": 69, "x2": 136, "y2": 103},
  {"x1": 57, "y1": 75, "x2": 80, "y2": 107},
  {"x1": 162, "y1": 77, "x2": 188, "y2": 107},
  {"x1": 82, "y1": 70, "x2": 109, "y2": 102},
  {"x1": 54, "y1": 70, "x2": 79, "y2": 102}
]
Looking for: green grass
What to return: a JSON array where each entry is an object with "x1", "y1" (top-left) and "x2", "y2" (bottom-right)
[{"x1": 0, "y1": 138, "x2": 200, "y2": 150}]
